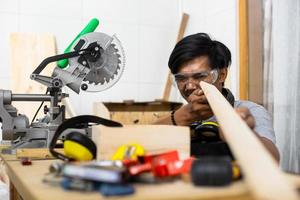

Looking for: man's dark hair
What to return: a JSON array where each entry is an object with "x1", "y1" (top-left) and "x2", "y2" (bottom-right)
[{"x1": 168, "y1": 33, "x2": 231, "y2": 74}]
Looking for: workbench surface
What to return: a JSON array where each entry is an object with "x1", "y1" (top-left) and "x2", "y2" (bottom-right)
[{"x1": 5, "y1": 159, "x2": 255, "y2": 200}]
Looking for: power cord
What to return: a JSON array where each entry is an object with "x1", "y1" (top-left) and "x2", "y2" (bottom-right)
[{"x1": 31, "y1": 89, "x2": 49, "y2": 124}]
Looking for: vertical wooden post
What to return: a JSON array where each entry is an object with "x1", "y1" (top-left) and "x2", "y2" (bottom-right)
[
  {"x1": 239, "y1": 0, "x2": 249, "y2": 100},
  {"x1": 248, "y1": 0, "x2": 263, "y2": 104},
  {"x1": 162, "y1": 13, "x2": 189, "y2": 101}
]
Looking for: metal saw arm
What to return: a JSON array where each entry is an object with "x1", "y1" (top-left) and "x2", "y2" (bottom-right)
[{"x1": 30, "y1": 44, "x2": 101, "y2": 91}]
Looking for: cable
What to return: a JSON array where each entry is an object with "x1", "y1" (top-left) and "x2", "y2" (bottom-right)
[{"x1": 31, "y1": 89, "x2": 49, "y2": 124}]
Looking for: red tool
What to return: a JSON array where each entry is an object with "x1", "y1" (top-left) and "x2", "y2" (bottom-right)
[
  {"x1": 21, "y1": 157, "x2": 32, "y2": 165},
  {"x1": 165, "y1": 157, "x2": 194, "y2": 176},
  {"x1": 128, "y1": 150, "x2": 194, "y2": 177}
]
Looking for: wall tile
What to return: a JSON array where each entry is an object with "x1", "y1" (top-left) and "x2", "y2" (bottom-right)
[
  {"x1": 139, "y1": 0, "x2": 180, "y2": 27},
  {"x1": 0, "y1": 0, "x2": 18, "y2": 13},
  {"x1": 139, "y1": 25, "x2": 177, "y2": 84},
  {"x1": 137, "y1": 82, "x2": 164, "y2": 101},
  {"x1": 89, "y1": 20, "x2": 140, "y2": 84},
  {"x1": 18, "y1": 15, "x2": 83, "y2": 52},
  {"x1": 205, "y1": 9, "x2": 236, "y2": 43},
  {"x1": 204, "y1": 0, "x2": 236, "y2": 16},
  {"x1": 19, "y1": 0, "x2": 82, "y2": 19},
  {"x1": 83, "y1": 0, "x2": 139, "y2": 24},
  {"x1": 0, "y1": 77, "x2": 11, "y2": 89},
  {"x1": 182, "y1": 0, "x2": 207, "y2": 26},
  {"x1": 0, "y1": 13, "x2": 18, "y2": 80}
]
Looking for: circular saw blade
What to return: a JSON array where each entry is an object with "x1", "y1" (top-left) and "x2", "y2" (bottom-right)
[
  {"x1": 84, "y1": 43, "x2": 120, "y2": 85},
  {"x1": 69, "y1": 32, "x2": 125, "y2": 92}
]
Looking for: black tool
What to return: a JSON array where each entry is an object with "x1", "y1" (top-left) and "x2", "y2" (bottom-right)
[
  {"x1": 192, "y1": 121, "x2": 220, "y2": 143},
  {"x1": 191, "y1": 156, "x2": 240, "y2": 186}
]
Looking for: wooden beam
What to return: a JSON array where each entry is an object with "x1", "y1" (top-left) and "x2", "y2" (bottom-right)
[
  {"x1": 93, "y1": 125, "x2": 190, "y2": 160},
  {"x1": 248, "y1": 0, "x2": 263, "y2": 104},
  {"x1": 16, "y1": 148, "x2": 64, "y2": 159},
  {"x1": 10, "y1": 33, "x2": 56, "y2": 120},
  {"x1": 162, "y1": 13, "x2": 189, "y2": 101},
  {"x1": 200, "y1": 81, "x2": 299, "y2": 200},
  {"x1": 239, "y1": 0, "x2": 249, "y2": 100}
]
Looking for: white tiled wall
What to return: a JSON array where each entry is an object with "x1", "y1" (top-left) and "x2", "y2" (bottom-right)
[{"x1": 0, "y1": 0, "x2": 238, "y2": 114}]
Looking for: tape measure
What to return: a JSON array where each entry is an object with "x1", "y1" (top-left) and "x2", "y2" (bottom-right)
[{"x1": 112, "y1": 144, "x2": 145, "y2": 161}]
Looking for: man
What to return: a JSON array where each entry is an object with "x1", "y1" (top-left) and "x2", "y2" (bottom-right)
[{"x1": 155, "y1": 33, "x2": 279, "y2": 162}]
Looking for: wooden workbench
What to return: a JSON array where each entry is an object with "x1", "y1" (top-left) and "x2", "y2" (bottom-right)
[
  {"x1": 2, "y1": 157, "x2": 300, "y2": 200},
  {"x1": 1, "y1": 142, "x2": 300, "y2": 200}
]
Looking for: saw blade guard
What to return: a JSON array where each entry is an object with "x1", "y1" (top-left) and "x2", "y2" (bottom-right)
[{"x1": 63, "y1": 32, "x2": 125, "y2": 93}]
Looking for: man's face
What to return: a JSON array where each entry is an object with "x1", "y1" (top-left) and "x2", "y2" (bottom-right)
[{"x1": 174, "y1": 56, "x2": 227, "y2": 101}]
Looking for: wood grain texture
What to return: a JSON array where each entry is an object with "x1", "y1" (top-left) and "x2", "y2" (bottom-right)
[
  {"x1": 9, "y1": 33, "x2": 56, "y2": 121},
  {"x1": 94, "y1": 101, "x2": 182, "y2": 124},
  {"x1": 92, "y1": 125, "x2": 190, "y2": 160},
  {"x1": 16, "y1": 148, "x2": 63, "y2": 159},
  {"x1": 248, "y1": 0, "x2": 263, "y2": 104},
  {"x1": 200, "y1": 81, "x2": 299, "y2": 200},
  {"x1": 93, "y1": 102, "x2": 110, "y2": 119},
  {"x1": 162, "y1": 13, "x2": 189, "y2": 101},
  {"x1": 4, "y1": 158, "x2": 300, "y2": 200},
  {"x1": 5, "y1": 159, "x2": 253, "y2": 200}
]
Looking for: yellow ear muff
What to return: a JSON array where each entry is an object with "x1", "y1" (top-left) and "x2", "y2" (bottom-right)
[
  {"x1": 64, "y1": 132, "x2": 97, "y2": 161},
  {"x1": 64, "y1": 140, "x2": 94, "y2": 161},
  {"x1": 49, "y1": 115, "x2": 122, "y2": 161}
]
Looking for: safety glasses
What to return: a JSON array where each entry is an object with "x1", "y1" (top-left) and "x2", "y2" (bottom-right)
[{"x1": 173, "y1": 69, "x2": 219, "y2": 86}]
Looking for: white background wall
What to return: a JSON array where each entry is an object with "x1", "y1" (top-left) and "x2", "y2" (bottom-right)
[{"x1": 0, "y1": 0, "x2": 238, "y2": 115}]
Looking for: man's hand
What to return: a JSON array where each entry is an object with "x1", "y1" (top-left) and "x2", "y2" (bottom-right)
[
  {"x1": 185, "y1": 89, "x2": 214, "y2": 121},
  {"x1": 235, "y1": 107, "x2": 255, "y2": 129}
]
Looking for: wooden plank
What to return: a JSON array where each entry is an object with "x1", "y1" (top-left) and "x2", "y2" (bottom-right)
[
  {"x1": 200, "y1": 81, "x2": 299, "y2": 200},
  {"x1": 9, "y1": 33, "x2": 56, "y2": 121},
  {"x1": 239, "y1": 0, "x2": 249, "y2": 100},
  {"x1": 103, "y1": 101, "x2": 182, "y2": 111},
  {"x1": 4, "y1": 158, "x2": 300, "y2": 200},
  {"x1": 93, "y1": 102, "x2": 110, "y2": 120},
  {"x1": 16, "y1": 148, "x2": 63, "y2": 159},
  {"x1": 109, "y1": 111, "x2": 172, "y2": 124},
  {"x1": 93, "y1": 102, "x2": 182, "y2": 124},
  {"x1": 162, "y1": 13, "x2": 189, "y2": 101},
  {"x1": 248, "y1": 0, "x2": 263, "y2": 104},
  {"x1": 93, "y1": 125, "x2": 190, "y2": 160}
]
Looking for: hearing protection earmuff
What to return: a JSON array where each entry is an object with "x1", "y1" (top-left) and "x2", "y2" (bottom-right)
[
  {"x1": 192, "y1": 121, "x2": 220, "y2": 143},
  {"x1": 50, "y1": 115, "x2": 122, "y2": 161}
]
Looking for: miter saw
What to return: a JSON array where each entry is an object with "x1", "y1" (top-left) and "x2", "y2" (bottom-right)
[{"x1": 0, "y1": 18, "x2": 125, "y2": 154}]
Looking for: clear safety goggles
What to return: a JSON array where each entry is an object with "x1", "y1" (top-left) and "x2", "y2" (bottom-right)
[{"x1": 173, "y1": 69, "x2": 219, "y2": 86}]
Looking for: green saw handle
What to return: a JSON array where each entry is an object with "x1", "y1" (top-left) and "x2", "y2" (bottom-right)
[{"x1": 57, "y1": 18, "x2": 99, "y2": 68}]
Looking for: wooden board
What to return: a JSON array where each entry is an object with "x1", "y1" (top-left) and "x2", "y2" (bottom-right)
[
  {"x1": 200, "y1": 81, "x2": 299, "y2": 200},
  {"x1": 94, "y1": 101, "x2": 182, "y2": 124},
  {"x1": 248, "y1": 0, "x2": 263, "y2": 104},
  {"x1": 93, "y1": 102, "x2": 110, "y2": 120},
  {"x1": 16, "y1": 148, "x2": 64, "y2": 159},
  {"x1": 92, "y1": 125, "x2": 190, "y2": 160},
  {"x1": 239, "y1": 0, "x2": 249, "y2": 100},
  {"x1": 9, "y1": 33, "x2": 56, "y2": 121}
]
